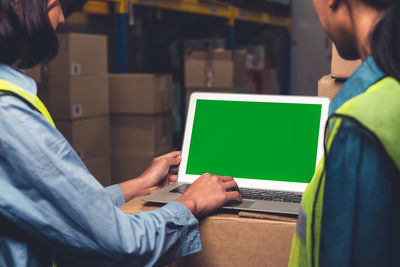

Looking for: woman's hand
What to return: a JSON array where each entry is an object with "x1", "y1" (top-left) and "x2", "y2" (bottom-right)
[
  {"x1": 118, "y1": 151, "x2": 182, "y2": 202},
  {"x1": 138, "y1": 151, "x2": 182, "y2": 191},
  {"x1": 176, "y1": 173, "x2": 242, "y2": 218}
]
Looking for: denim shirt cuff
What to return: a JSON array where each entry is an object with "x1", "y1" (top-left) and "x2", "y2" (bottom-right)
[
  {"x1": 162, "y1": 201, "x2": 202, "y2": 257},
  {"x1": 104, "y1": 184, "x2": 126, "y2": 207}
]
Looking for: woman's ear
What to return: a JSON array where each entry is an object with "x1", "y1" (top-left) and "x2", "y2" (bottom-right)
[{"x1": 11, "y1": 0, "x2": 21, "y2": 13}]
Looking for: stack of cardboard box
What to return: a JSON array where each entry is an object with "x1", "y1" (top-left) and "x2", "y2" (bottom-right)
[
  {"x1": 39, "y1": 33, "x2": 111, "y2": 186},
  {"x1": 318, "y1": 44, "x2": 362, "y2": 100},
  {"x1": 109, "y1": 74, "x2": 174, "y2": 183},
  {"x1": 246, "y1": 45, "x2": 280, "y2": 95},
  {"x1": 184, "y1": 49, "x2": 248, "y2": 107}
]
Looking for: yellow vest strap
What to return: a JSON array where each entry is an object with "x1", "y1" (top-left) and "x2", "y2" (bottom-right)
[{"x1": 0, "y1": 79, "x2": 55, "y2": 127}]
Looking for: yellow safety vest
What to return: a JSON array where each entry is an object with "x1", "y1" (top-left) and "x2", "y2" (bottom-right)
[
  {"x1": 0, "y1": 79, "x2": 55, "y2": 127},
  {"x1": 289, "y1": 76, "x2": 400, "y2": 266}
]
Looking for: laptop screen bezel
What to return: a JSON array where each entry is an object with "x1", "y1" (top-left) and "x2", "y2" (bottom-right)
[{"x1": 178, "y1": 92, "x2": 330, "y2": 193}]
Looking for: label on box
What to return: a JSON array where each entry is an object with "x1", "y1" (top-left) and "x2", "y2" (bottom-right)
[
  {"x1": 42, "y1": 65, "x2": 49, "y2": 73},
  {"x1": 72, "y1": 104, "x2": 83, "y2": 118},
  {"x1": 160, "y1": 77, "x2": 168, "y2": 91},
  {"x1": 70, "y1": 63, "x2": 82, "y2": 76}
]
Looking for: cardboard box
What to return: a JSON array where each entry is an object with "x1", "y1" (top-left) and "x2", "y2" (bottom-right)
[
  {"x1": 331, "y1": 44, "x2": 362, "y2": 79},
  {"x1": 111, "y1": 114, "x2": 173, "y2": 154},
  {"x1": 84, "y1": 156, "x2": 112, "y2": 187},
  {"x1": 40, "y1": 75, "x2": 109, "y2": 120},
  {"x1": 247, "y1": 68, "x2": 280, "y2": 95},
  {"x1": 185, "y1": 49, "x2": 247, "y2": 89},
  {"x1": 43, "y1": 33, "x2": 107, "y2": 77},
  {"x1": 112, "y1": 151, "x2": 165, "y2": 184},
  {"x1": 120, "y1": 197, "x2": 296, "y2": 267},
  {"x1": 184, "y1": 38, "x2": 226, "y2": 51},
  {"x1": 56, "y1": 116, "x2": 110, "y2": 160},
  {"x1": 65, "y1": 11, "x2": 89, "y2": 25},
  {"x1": 109, "y1": 74, "x2": 173, "y2": 114},
  {"x1": 185, "y1": 87, "x2": 243, "y2": 109},
  {"x1": 318, "y1": 75, "x2": 344, "y2": 100}
]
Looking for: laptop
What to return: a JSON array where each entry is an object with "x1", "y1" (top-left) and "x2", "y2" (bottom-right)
[{"x1": 144, "y1": 92, "x2": 330, "y2": 215}]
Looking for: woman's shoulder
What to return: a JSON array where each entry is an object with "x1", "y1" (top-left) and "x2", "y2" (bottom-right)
[{"x1": 328, "y1": 116, "x2": 400, "y2": 178}]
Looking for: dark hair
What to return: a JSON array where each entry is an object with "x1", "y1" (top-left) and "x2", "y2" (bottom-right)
[
  {"x1": 0, "y1": 0, "x2": 58, "y2": 69},
  {"x1": 363, "y1": 0, "x2": 400, "y2": 81}
]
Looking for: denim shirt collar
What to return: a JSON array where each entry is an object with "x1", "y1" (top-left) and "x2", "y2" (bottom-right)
[
  {"x1": 0, "y1": 64, "x2": 37, "y2": 96},
  {"x1": 329, "y1": 56, "x2": 385, "y2": 116}
]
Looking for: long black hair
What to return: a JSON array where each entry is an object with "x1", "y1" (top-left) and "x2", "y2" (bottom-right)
[
  {"x1": 364, "y1": 0, "x2": 400, "y2": 81},
  {"x1": 0, "y1": 0, "x2": 58, "y2": 69}
]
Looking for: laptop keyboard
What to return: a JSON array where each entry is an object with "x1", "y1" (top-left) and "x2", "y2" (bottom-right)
[
  {"x1": 239, "y1": 188, "x2": 302, "y2": 203},
  {"x1": 170, "y1": 184, "x2": 302, "y2": 203}
]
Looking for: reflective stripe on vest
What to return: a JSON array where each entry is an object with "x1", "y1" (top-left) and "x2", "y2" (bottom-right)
[
  {"x1": 0, "y1": 79, "x2": 55, "y2": 127},
  {"x1": 289, "y1": 77, "x2": 400, "y2": 267}
]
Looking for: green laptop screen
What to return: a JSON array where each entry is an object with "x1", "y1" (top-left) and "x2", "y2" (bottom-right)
[{"x1": 186, "y1": 100, "x2": 322, "y2": 183}]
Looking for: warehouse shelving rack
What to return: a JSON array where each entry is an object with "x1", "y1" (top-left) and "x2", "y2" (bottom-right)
[
  {"x1": 83, "y1": 0, "x2": 291, "y2": 28},
  {"x1": 81, "y1": 0, "x2": 292, "y2": 93}
]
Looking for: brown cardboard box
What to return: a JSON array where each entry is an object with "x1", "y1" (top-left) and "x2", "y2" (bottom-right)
[
  {"x1": 84, "y1": 156, "x2": 112, "y2": 187},
  {"x1": 43, "y1": 33, "x2": 107, "y2": 77},
  {"x1": 261, "y1": 68, "x2": 281, "y2": 95},
  {"x1": 185, "y1": 87, "x2": 243, "y2": 109},
  {"x1": 318, "y1": 75, "x2": 344, "y2": 100},
  {"x1": 56, "y1": 116, "x2": 110, "y2": 160},
  {"x1": 111, "y1": 114, "x2": 173, "y2": 154},
  {"x1": 331, "y1": 44, "x2": 362, "y2": 79},
  {"x1": 185, "y1": 49, "x2": 247, "y2": 89},
  {"x1": 111, "y1": 151, "x2": 164, "y2": 183},
  {"x1": 120, "y1": 197, "x2": 296, "y2": 267},
  {"x1": 40, "y1": 75, "x2": 109, "y2": 120},
  {"x1": 109, "y1": 74, "x2": 173, "y2": 114},
  {"x1": 65, "y1": 11, "x2": 89, "y2": 25}
]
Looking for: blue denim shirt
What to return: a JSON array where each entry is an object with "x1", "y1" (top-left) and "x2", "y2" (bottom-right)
[
  {"x1": 0, "y1": 64, "x2": 201, "y2": 267},
  {"x1": 320, "y1": 57, "x2": 400, "y2": 266}
]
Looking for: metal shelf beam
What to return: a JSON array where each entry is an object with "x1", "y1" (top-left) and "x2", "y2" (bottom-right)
[{"x1": 82, "y1": 0, "x2": 291, "y2": 29}]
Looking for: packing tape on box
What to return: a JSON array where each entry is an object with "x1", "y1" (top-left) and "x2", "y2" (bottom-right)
[{"x1": 239, "y1": 211, "x2": 297, "y2": 222}]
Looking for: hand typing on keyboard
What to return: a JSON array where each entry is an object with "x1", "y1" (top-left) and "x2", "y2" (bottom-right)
[
  {"x1": 173, "y1": 185, "x2": 302, "y2": 204},
  {"x1": 176, "y1": 173, "x2": 242, "y2": 217}
]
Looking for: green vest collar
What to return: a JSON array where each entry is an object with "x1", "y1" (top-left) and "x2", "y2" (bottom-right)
[
  {"x1": 329, "y1": 56, "x2": 385, "y2": 116},
  {"x1": 335, "y1": 76, "x2": 400, "y2": 170}
]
